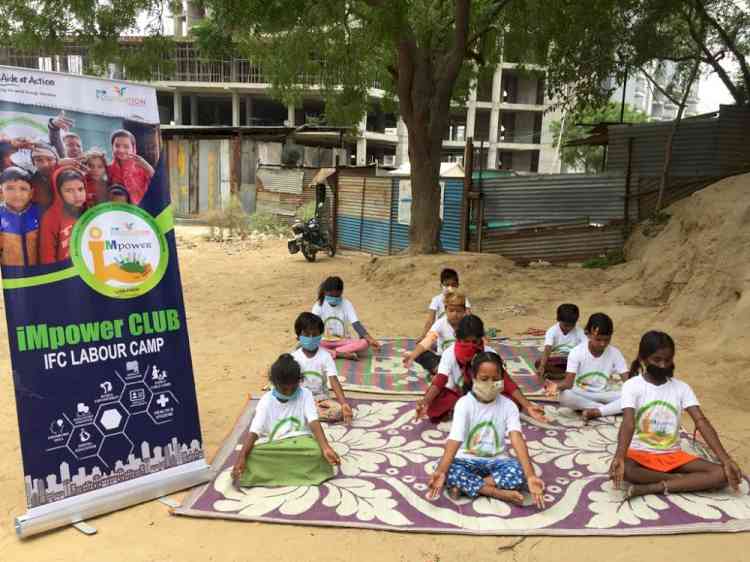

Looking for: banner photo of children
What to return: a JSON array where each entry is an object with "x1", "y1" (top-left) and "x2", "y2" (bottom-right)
[{"x1": 0, "y1": 66, "x2": 207, "y2": 536}]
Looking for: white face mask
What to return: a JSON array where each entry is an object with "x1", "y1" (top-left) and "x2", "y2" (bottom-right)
[{"x1": 473, "y1": 379, "x2": 504, "y2": 402}]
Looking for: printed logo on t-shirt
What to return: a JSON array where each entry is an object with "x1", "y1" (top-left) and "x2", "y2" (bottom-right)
[
  {"x1": 268, "y1": 416, "x2": 304, "y2": 442},
  {"x1": 303, "y1": 370, "x2": 326, "y2": 395},
  {"x1": 553, "y1": 342, "x2": 575, "y2": 353},
  {"x1": 465, "y1": 421, "x2": 501, "y2": 458},
  {"x1": 440, "y1": 338, "x2": 456, "y2": 352},
  {"x1": 635, "y1": 400, "x2": 680, "y2": 450},
  {"x1": 575, "y1": 371, "x2": 609, "y2": 390},
  {"x1": 323, "y1": 317, "x2": 345, "y2": 338}
]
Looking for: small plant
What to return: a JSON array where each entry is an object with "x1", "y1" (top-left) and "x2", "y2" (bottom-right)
[
  {"x1": 582, "y1": 249, "x2": 625, "y2": 269},
  {"x1": 201, "y1": 196, "x2": 253, "y2": 241},
  {"x1": 295, "y1": 201, "x2": 316, "y2": 222},
  {"x1": 116, "y1": 254, "x2": 147, "y2": 273},
  {"x1": 247, "y1": 212, "x2": 290, "y2": 236}
]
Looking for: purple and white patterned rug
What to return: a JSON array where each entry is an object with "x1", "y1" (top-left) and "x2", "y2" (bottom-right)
[{"x1": 174, "y1": 399, "x2": 750, "y2": 535}]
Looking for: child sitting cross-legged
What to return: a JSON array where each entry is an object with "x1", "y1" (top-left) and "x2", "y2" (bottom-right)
[
  {"x1": 415, "y1": 315, "x2": 547, "y2": 425},
  {"x1": 427, "y1": 352, "x2": 546, "y2": 507},
  {"x1": 536, "y1": 303, "x2": 586, "y2": 380},
  {"x1": 545, "y1": 312, "x2": 629, "y2": 421},
  {"x1": 609, "y1": 330, "x2": 742, "y2": 499},
  {"x1": 404, "y1": 291, "x2": 468, "y2": 375},
  {"x1": 292, "y1": 312, "x2": 353, "y2": 424},
  {"x1": 231, "y1": 354, "x2": 340, "y2": 487},
  {"x1": 421, "y1": 268, "x2": 472, "y2": 340}
]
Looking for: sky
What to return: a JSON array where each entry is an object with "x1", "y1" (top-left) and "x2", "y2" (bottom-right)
[{"x1": 698, "y1": 69, "x2": 739, "y2": 113}]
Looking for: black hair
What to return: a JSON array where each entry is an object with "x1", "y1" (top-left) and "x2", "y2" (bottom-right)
[
  {"x1": 107, "y1": 183, "x2": 131, "y2": 203},
  {"x1": 110, "y1": 129, "x2": 137, "y2": 146},
  {"x1": 471, "y1": 351, "x2": 505, "y2": 375},
  {"x1": 456, "y1": 314, "x2": 484, "y2": 340},
  {"x1": 585, "y1": 312, "x2": 614, "y2": 336},
  {"x1": 0, "y1": 141, "x2": 15, "y2": 160},
  {"x1": 440, "y1": 268, "x2": 459, "y2": 284},
  {"x1": 295, "y1": 312, "x2": 324, "y2": 337},
  {"x1": 317, "y1": 276, "x2": 344, "y2": 305},
  {"x1": 557, "y1": 303, "x2": 580, "y2": 324},
  {"x1": 269, "y1": 353, "x2": 303, "y2": 387},
  {"x1": 55, "y1": 169, "x2": 85, "y2": 194},
  {"x1": 0, "y1": 166, "x2": 32, "y2": 185},
  {"x1": 630, "y1": 331, "x2": 676, "y2": 377}
]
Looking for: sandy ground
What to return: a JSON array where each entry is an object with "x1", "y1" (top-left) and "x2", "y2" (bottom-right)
[{"x1": 0, "y1": 227, "x2": 748, "y2": 562}]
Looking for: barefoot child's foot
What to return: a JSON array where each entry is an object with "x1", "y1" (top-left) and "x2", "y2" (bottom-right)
[
  {"x1": 489, "y1": 489, "x2": 525, "y2": 505},
  {"x1": 341, "y1": 352, "x2": 359, "y2": 361},
  {"x1": 449, "y1": 487, "x2": 461, "y2": 500},
  {"x1": 582, "y1": 408, "x2": 602, "y2": 421}
]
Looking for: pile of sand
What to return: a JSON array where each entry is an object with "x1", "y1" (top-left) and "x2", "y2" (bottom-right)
[{"x1": 608, "y1": 172, "x2": 750, "y2": 359}]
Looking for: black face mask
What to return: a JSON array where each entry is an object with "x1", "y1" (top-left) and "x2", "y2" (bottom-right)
[{"x1": 646, "y1": 364, "x2": 675, "y2": 379}]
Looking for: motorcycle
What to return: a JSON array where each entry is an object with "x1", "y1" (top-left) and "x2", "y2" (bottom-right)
[{"x1": 287, "y1": 183, "x2": 336, "y2": 262}]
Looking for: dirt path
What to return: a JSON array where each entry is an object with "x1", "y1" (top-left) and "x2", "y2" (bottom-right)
[{"x1": 0, "y1": 229, "x2": 747, "y2": 561}]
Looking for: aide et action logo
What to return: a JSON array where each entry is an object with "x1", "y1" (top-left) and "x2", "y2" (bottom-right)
[
  {"x1": 71, "y1": 204, "x2": 168, "y2": 299},
  {"x1": 94, "y1": 85, "x2": 147, "y2": 107}
]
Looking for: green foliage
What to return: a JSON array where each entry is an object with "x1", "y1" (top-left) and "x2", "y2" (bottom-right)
[
  {"x1": 295, "y1": 201, "x2": 316, "y2": 222},
  {"x1": 202, "y1": 196, "x2": 253, "y2": 241},
  {"x1": 582, "y1": 249, "x2": 626, "y2": 269},
  {"x1": 246, "y1": 212, "x2": 289, "y2": 236},
  {"x1": 550, "y1": 102, "x2": 648, "y2": 172}
]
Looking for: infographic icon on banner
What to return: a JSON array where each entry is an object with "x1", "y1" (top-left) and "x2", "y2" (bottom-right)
[{"x1": 71, "y1": 204, "x2": 168, "y2": 298}]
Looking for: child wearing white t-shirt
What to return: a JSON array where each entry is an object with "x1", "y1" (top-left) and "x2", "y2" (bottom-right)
[
  {"x1": 609, "y1": 331, "x2": 741, "y2": 499},
  {"x1": 427, "y1": 352, "x2": 545, "y2": 507},
  {"x1": 404, "y1": 291, "x2": 468, "y2": 374},
  {"x1": 312, "y1": 276, "x2": 380, "y2": 360},
  {"x1": 536, "y1": 303, "x2": 586, "y2": 380},
  {"x1": 545, "y1": 313, "x2": 629, "y2": 420},
  {"x1": 292, "y1": 312, "x2": 352, "y2": 423},
  {"x1": 420, "y1": 268, "x2": 472, "y2": 339},
  {"x1": 231, "y1": 354, "x2": 340, "y2": 487}
]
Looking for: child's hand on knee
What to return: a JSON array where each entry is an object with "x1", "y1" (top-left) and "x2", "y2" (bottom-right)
[
  {"x1": 323, "y1": 445, "x2": 341, "y2": 466},
  {"x1": 527, "y1": 475, "x2": 546, "y2": 509},
  {"x1": 543, "y1": 381, "x2": 559, "y2": 398},
  {"x1": 341, "y1": 402, "x2": 353, "y2": 424},
  {"x1": 427, "y1": 470, "x2": 446, "y2": 500},
  {"x1": 723, "y1": 459, "x2": 743, "y2": 492},
  {"x1": 231, "y1": 459, "x2": 246, "y2": 482},
  {"x1": 609, "y1": 455, "x2": 626, "y2": 490}
]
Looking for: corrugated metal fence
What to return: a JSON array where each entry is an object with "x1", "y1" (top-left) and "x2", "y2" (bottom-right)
[
  {"x1": 470, "y1": 174, "x2": 631, "y2": 263},
  {"x1": 336, "y1": 172, "x2": 465, "y2": 255}
]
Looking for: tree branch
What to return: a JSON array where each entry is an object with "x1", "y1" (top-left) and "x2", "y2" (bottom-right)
[
  {"x1": 466, "y1": 0, "x2": 512, "y2": 47},
  {"x1": 684, "y1": 8, "x2": 743, "y2": 103},
  {"x1": 692, "y1": 0, "x2": 750, "y2": 100},
  {"x1": 638, "y1": 65, "x2": 682, "y2": 106}
]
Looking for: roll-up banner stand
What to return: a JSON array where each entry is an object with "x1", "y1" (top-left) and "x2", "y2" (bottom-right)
[{"x1": 0, "y1": 65, "x2": 208, "y2": 537}]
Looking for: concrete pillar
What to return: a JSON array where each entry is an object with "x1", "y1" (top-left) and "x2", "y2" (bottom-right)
[
  {"x1": 245, "y1": 96, "x2": 253, "y2": 126},
  {"x1": 287, "y1": 104, "x2": 295, "y2": 127},
  {"x1": 190, "y1": 95, "x2": 199, "y2": 125},
  {"x1": 231, "y1": 92, "x2": 240, "y2": 127},
  {"x1": 173, "y1": 91, "x2": 183, "y2": 125},
  {"x1": 356, "y1": 114, "x2": 367, "y2": 166},
  {"x1": 395, "y1": 118, "x2": 409, "y2": 166},
  {"x1": 488, "y1": 64, "x2": 503, "y2": 169}
]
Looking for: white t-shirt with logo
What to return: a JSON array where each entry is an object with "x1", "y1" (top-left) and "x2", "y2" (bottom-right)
[
  {"x1": 291, "y1": 347, "x2": 339, "y2": 400},
  {"x1": 437, "y1": 343, "x2": 496, "y2": 392},
  {"x1": 312, "y1": 298, "x2": 359, "y2": 339},
  {"x1": 544, "y1": 323, "x2": 586, "y2": 354},
  {"x1": 250, "y1": 387, "x2": 318, "y2": 444},
  {"x1": 566, "y1": 342, "x2": 628, "y2": 393},
  {"x1": 621, "y1": 375, "x2": 699, "y2": 453},
  {"x1": 448, "y1": 392, "x2": 522, "y2": 459},
  {"x1": 429, "y1": 293, "x2": 472, "y2": 319},
  {"x1": 428, "y1": 315, "x2": 458, "y2": 353}
]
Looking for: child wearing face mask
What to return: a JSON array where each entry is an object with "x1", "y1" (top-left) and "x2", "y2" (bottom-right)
[
  {"x1": 39, "y1": 168, "x2": 87, "y2": 264},
  {"x1": 427, "y1": 352, "x2": 546, "y2": 507},
  {"x1": 291, "y1": 312, "x2": 353, "y2": 424},
  {"x1": 544, "y1": 312, "x2": 629, "y2": 421},
  {"x1": 311, "y1": 276, "x2": 381, "y2": 360},
  {"x1": 231, "y1": 353, "x2": 340, "y2": 487},
  {"x1": 421, "y1": 268, "x2": 472, "y2": 340},
  {"x1": 609, "y1": 331, "x2": 742, "y2": 499},
  {"x1": 404, "y1": 291, "x2": 469, "y2": 375},
  {"x1": 415, "y1": 315, "x2": 547, "y2": 424}
]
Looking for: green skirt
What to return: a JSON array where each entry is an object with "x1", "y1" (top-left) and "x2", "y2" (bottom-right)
[{"x1": 238, "y1": 435, "x2": 334, "y2": 488}]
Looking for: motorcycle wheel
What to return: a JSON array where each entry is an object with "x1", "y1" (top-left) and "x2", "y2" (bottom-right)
[
  {"x1": 327, "y1": 243, "x2": 336, "y2": 258},
  {"x1": 302, "y1": 245, "x2": 317, "y2": 262}
]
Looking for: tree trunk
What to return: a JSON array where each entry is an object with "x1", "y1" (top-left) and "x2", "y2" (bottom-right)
[{"x1": 656, "y1": 60, "x2": 701, "y2": 214}]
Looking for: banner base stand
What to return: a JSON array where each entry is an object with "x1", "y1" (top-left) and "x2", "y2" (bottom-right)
[
  {"x1": 72, "y1": 521, "x2": 97, "y2": 536},
  {"x1": 15, "y1": 459, "x2": 210, "y2": 539}
]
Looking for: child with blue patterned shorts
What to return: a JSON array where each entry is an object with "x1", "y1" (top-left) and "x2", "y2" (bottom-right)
[{"x1": 427, "y1": 352, "x2": 546, "y2": 507}]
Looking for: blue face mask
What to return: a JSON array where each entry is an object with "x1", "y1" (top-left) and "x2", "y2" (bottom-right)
[
  {"x1": 272, "y1": 387, "x2": 300, "y2": 402},
  {"x1": 325, "y1": 295, "x2": 342, "y2": 307},
  {"x1": 299, "y1": 335, "x2": 322, "y2": 351}
]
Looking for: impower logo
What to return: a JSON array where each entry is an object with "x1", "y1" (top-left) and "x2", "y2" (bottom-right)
[{"x1": 104, "y1": 240, "x2": 154, "y2": 252}]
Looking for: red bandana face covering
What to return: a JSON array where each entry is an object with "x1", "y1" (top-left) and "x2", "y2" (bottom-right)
[{"x1": 454, "y1": 340, "x2": 482, "y2": 366}]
